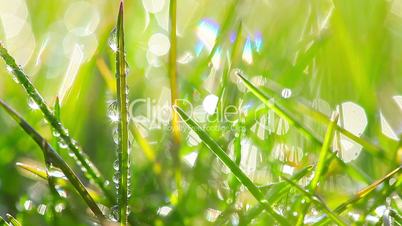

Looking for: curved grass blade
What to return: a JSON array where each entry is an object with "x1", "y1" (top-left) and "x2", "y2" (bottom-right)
[
  {"x1": 173, "y1": 105, "x2": 290, "y2": 225},
  {"x1": 315, "y1": 166, "x2": 401, "y2": 225},
  {"x1": 281, "y1": 177, "x2": 347, "y2": 226},
  {"x1": 0, "y1": 43, "x2": 113, "y2": 202},
  {"x1": 114, "y1": 2, "x2": 130, "y2": 225},
  {"x1": 0, "y1": 99, "x2": 105, "y2": 220},
  {"x1": 5, "y1": 214, "x2": 20, "y2": 226}
]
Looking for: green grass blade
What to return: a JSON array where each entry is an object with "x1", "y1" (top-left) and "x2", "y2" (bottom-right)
[
  {"x1": 173, "y1": 105, "x2": 290, "y2": 225},
  {"x1": 236, "y1": 71, "x2": 320, "y2": 142},
  {"x1": 5, "y1": 214, "x2": 20, "y2": 226},
  {"x1": 0, "y1": 216, "x2": 8, "y2": 226},
  {"x1": 0, "y1": 43, "x2": 113, "y2": 202},
  {"x1": 115, "y1": 2, "x2": 129, "y2": 225},
  {"x1": 310, "y1": 112, "x2": 339, "y2": 190},
  {"x1": 168, "y1": 0, "x2": 180, "y2": 143},
  {"x1": 0, "y1": 99, "x2": 105, "y2": 220},
  {"x1": 315, "y1": 166, "x2": 401, "y2": 225},
  {"x1": 16, "y1": 162, "x2": 48, "y2": 180},
  {"x1": 281, "y1": 177, "x2": 347, "y2": 226}
]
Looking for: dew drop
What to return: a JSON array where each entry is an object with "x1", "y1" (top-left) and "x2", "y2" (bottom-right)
[
  {"x1": 113, "y1": 172, "x2": 120, "y2": 184},
  {"x1": 113, "y1": 159, "x2": 119, "y2": 171},
  {"x1": 28, "y1": 99, "x2": 40, "y2": 110},
  {"x1": 58, "y1": 141, "x2": 68, "y2": 149},
  {"x1": 125, "y1": 61, "x2": 130, "y2": 76},
  {"x1": 24, "y1": 200, "x2": 33, "y2": 211},
  {"x1": 53, "y1": 131, "x2": 60, "y2": 137},
  {"x1": 281, "y1": 88, "x2": 292, "y2": 99},
  {"x1": 37, "y1": 204, "x2": 47, "y2": 215},
  {"x1": 108, "y1": 102, "x2": 119, "y2": 123},
  {"x1": 109, "y1": 205, "x2": 119, "y2": 222},
  {"x1": 157, "y1": 206, "x2": 172, "y2": 217},
  {"x1": 54, "y1": 202, "x2": 65, "y2": 213},
  {"x1": 113, "y1": 129, "x2": 119, "y2": 144},
  {"x1": 108, "y1": 28, "x2": 117, "y2": 52}
]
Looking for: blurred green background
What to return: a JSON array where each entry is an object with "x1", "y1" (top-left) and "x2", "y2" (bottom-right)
[{"x1": 0, "y1": 0, "x2": 401, "y2": 225}]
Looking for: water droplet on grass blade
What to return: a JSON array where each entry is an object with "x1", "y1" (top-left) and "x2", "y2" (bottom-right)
[
  {"x1": 108, "y1": 27, "x2": 117, "y2": 52},
  {"x1": 157, "y1": 206, "x2": 172, "y2": 217},
  {"x1": 28, "y1": 99, "x2": 39, "y2": 110},
  {"x1": 113, "y1": 160, "x2": 119, "y2": 171},
  {"x1": 37, "y1": 204, "x2": 47, "y2": 215},
  {"x1": 281, "y1": 88, "x2": 292, "y2": 99}
]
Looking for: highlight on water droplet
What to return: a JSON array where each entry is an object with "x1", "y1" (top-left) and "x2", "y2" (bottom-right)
[
  {"x1": 28, "y1": 98, "x2": 39, "y2": 110},
  {"x1": 108, "y1": 27, "x2": 117, "y2": 52},
  {"x1": 37, "y1": 204, "x2": 47, "y2": 215},
  {"x1": 205, "y1": 208, "x2": 222, "y2": 222},
  {"x1": 281, "y1": 88, "x2": 292, "y2": 99},
  {"x1": 157, "y1": 206, "x2": 172, "y2": 217}
]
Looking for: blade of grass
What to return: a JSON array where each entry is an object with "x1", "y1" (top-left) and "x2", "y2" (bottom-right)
[
  {"x1": 236, "y1": 71, "x2": 373, "y2": 184},
  {"x1": 5, "y1": 214, "x2": 20, "y2": 226},
  {"x1": 129, "y1": 123, "x2": 161, "y2": 174},
  {"x1": 241, "y1": 165, "x2": 313, "y2": 225},
  {"x1": 168, "y1": 0, "x2": 183, "y2": 198},
  {"x1": 115, "y1": 2, "x2": 130, "y2": 225},
  {"x1": 16, "y1": 162, "x2": 103, "y2": 203},
  {"x1": 296, "y1": 112, "x2": 338, "y2": 225},
  {"x1": 315, "y1": 165, "x2": 401, "y2": 225},
  {"x1": 281, "y1": 177, "x2": 347, "y2": 226},
  {"x1": 0, "y1": 42, "x2": 113, "y2": 202},
  {"x1": 310, "y1": 112, "x2": 339, "y2": 190},
  {"x1": 173, "y1": 105, "x2": 290, "y2": 225},
  {"x1": 0, "y1": 216, "x2": 8, "y2": 226},
  {"x1": 0, "y1": 99, "x2": 105, "y2": 220}
]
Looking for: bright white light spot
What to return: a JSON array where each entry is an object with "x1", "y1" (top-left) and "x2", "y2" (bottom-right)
[
  {"x1": 202, "y1": 94, "x2": 219, "y2": 115},
  {"x1": 148, "y1": 33, "x2": 170, "y2": 56},
  {"x1": 242, "y1": 37, "x2": 253, "y2": 64},
  {"x1": 28, "y1": 99, "x2": 39, "y2": 110},
  {"x1": 393, "y1": 95, "x2": 402, "y2": 110},
  {"x1": 24, "y1": 200, "x2": 33, "y2": 211},
  {"x1": 282, "y1": 164, "x2": 294, "y2": 175},
  {"x1": 335, "y1": 102, "x2": 367, "y2": 162},
  {"x1": 205, "y1": 208, "x2": 221, "y2": 222},
  {"x1": 37, "y1": 204, "x2": 47, "y2": 215},
  {"x1": 142, "y1": 0, "x2": 166, "y2": 13},
  {"x1": 374, "y1": 205, "x2": 386, "y2": 217},
  {"x1": 380, "y1": 113, "x2": 398, "y2": 140},
  {"x1": 157, "y1": 206, "x2": 172, "y2": 217},
  {"x1": 187, "y1": 130, "x2": 201, "y2": 147},
  {"x1": 281, "y1": 88, "x2": 292, "y2": 99},
  {"x1": 197, "y1": 19, "x2": 219, "y2": 52},
  {"x1": 183, "y1": 151, "x2": 198, "y2": 167},
  {"x1": 0, "y1": 14, "x2": 26, "y2": 39},
  {"x1": 64, "y1": 1, "x2": 99, "y2": 36}
]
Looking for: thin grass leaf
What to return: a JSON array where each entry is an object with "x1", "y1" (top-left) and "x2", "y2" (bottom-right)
[
  {"x1": 168, "y1": 0, "x2": 180, "y2": 143},
  {"x1": 168, "y1": 0, "x2": 183, "y2": 199},
  {"x1": 0, "y1": 42, "x2": 113, "y2": 202},
  {"x1": 16, "y1": 162, "x2": 103, "y2": 203},
  {"x1": 5, "y1": 214, "x2": 20, "y2": 226},
  {"x1": 0, "y1": 99, "x2": 105, "y2": 220},
  {"x1": 241, "y1": 165, "x2": 313, "y2": 225},
  {"x1": 281, "y1": 177, "x2": 347, "y2": 226},
  {"x1": 334, "y1": 166, "x2": 401, "y2": 214},
  {"x1": 315, "y1": 166, "x2": 401, "y2": 225},
  {"x1": 310, "y1": 112, "x2": 339, "y2": 190},
  {"x1": 115, "y1": 2, "x2": 130, "y2": 225},
  {"x1": 129, "y1": 123, "x2": 161, "y2": 174},
  {"x1": 173, "y1": 105, "x2": 290, "y2": 225},
  {"x1": 0, "y1": 216, "x2": 8, "y2": 226},
  {"x1": 96, "y1": 57, "x2": 117, "y2": 94}
]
